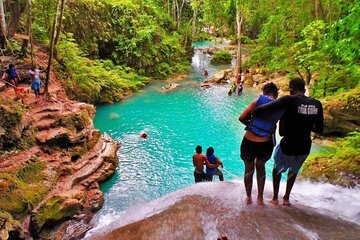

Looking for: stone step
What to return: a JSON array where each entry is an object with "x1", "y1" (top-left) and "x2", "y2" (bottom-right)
[{"x1": 34, "y1": 118, "x2": 57, "y2": 131}]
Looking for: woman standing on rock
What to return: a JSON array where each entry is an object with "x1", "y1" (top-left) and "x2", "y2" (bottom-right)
[{"x1": 238, "y1": 82, "x2": 283, "y2": 205}]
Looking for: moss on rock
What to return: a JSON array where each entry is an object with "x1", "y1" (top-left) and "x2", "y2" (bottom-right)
[
  {"x1": 32, "y1": 194, "x2": 83, "y2": 233},
  {"x1": 0, "y1": 97, "x2": 34, "y2": 151},
  {"x1": 0, "y1": 211, "x2": 22, "y2": 240},
  {"x1": 0, "y1": 160, "x2": 50, "y2": 216},
  {"x1": 302, "y1": 131, "x2": 360, "y2": 186}
]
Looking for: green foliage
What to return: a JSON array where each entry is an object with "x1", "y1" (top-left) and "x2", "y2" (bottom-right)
[
  {"x1": 61, "y1": 0, "x2": 189, "y2": 79},
  {"x1": 311, "y1": 65, "x2": 360, "y2": 97},
  {"x1": 211, "y1": 50, "x2": 232, "y2": 64},
  {"x1": 57, "y1": 37, "x2": 149, "y2": 104},
  {"x1": 325, "y1": 1, "x2": 360, "y2": 64},
  {"x1": 0, "y1": 160, "x2": 49, "y2": 215},
  {"x1": 35, "y1": 195, "x2": 81, "y2": 230},
  {"x1": 31, "y1": 22, "x2": 49, "y2": 45},
  {"x1": 302, "y1": 130, "x2": 360, "y2": 186},
  {"x1": 243, "y1": 1, "x2": 358, "y2": 98}
]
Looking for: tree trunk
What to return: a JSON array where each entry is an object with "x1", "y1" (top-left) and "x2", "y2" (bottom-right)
[
  {"x1": 167, "y1": 0, "x2": 170, "y2": 16},
  {"x1": 235, "y1": 11, "x2": 243, "y2": 75},
  {"x1": 295, "y1": 68, "x2": 304, "y2": 81},
  {"x1": 173, "y1": 0, "x2": 176, "y2": 22},
  {"x1": 314, "y1": 0, "x2": 319, "y2": 19},
  {"x1": 21, "y1": 0, "x2": 32, "y2": 57},
  {"x1": 6, "y1": 0, "x2": 27, "y2": 38},
  {"x1": 0, "y1": 0, "x2": 8, "y2": 49},
  {"x1": 44, "y1": 0, "x2": 61, "y2": 96},
  {"x1": 176, "y1": 0, "x2": 186, "y2": 29},
  {"x1": 54, "y1": 0, "x2": 66, "y2": 46},
  {"x1": 304, "y1": 66, "x2": 312, "y2": 86},
  {"x1": 191, "y1": 6, "x2": 198, "y2": 36}
]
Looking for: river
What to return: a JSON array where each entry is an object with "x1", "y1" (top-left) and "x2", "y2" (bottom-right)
[{"x1": 87, "y1": 42, "x2": 360, "y2": 238}]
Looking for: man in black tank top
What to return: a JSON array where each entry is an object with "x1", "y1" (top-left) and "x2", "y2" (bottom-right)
[{"x1": 253, "y1": 78, "x2": 324, "y2": 206}]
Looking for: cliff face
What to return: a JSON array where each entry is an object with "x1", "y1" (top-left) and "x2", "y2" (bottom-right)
[{"x1": 0, "y1": 94, "x2": 119, "y2": 239}]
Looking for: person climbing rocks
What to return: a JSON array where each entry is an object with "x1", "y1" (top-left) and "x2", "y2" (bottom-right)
[
  {"x1": 252, "y1": 78, "x2": 324, "y2": 206},
  {"x1": 193, "y1": 145, "x2": 217, "y2": 183},
  {"x1": 29, "y1": 65, "x2": 42, "y2": 98},
  {"x1": 2, "y1": 63, "x2": 20, "y2": 88},
  {"x1": 239, "y1": 82, "x2": 283, "y2": 205},
  {"x1": 205, "y1": 147, "x2": 224, "y2": 181}
]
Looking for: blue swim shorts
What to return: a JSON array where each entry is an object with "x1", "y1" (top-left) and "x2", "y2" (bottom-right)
[
  {"x1": 273, "y1": 145, "x2": 309, "y2": 174},
  {"x1": 32, "y1": 81, "x2": 40, "y2": 91}
]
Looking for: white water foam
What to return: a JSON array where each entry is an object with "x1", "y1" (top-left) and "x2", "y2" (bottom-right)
[
  {"x1": 290, "y1": 180, "x2": 360, "y2": 224},
  {"x1": 292, "y1": 224, "x2": 320, "y2": 240},
  {"x1": 85, "y1": 180, "x2": 360, "y2": 239}
]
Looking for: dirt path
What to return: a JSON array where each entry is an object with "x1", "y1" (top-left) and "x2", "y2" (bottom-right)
[{"x1": 0, "y1": 46, "x2": 66, "y2": 107}]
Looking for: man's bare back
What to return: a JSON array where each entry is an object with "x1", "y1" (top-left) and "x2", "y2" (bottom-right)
[{"x1": 193, "y1": 153, "x2": 207, "y2": 173}]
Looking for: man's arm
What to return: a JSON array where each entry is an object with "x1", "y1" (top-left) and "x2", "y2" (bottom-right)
[
  {"x1": 252, "y1": 96, "x2": 290, "y2": 116},
  {"x1": 215, "y1": 156, "x2": 223, "y2": 168},
  {"x1": 204, "y1": 156, "x2": 217, "y2": 168},
  {"x1": 239, "y1": 98, "x2": 257, "y2": 126},
  {"x1": 312, "y1": 101, "x2": 324, "y2": 134}
]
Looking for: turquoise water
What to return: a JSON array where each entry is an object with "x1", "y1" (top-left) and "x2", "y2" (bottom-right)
[
  {"x1": 94, "y1": 80, "x2": 259, "y2": 211},
  {"x1": 92, "y1": 44, "x2": 323, "y2": 222},
  {"x1": 92, "y1": 44, "x2": 261, "y2": 215}
]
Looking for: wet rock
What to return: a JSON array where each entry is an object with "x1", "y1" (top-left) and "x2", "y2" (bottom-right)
[
  {"x1": 160, "y1": 83, "x2": 180, "y2": 92},
  {"x1": 322, "y1": 88, "x2": 360, "y2": 136},
  {"x1": 61, "y1": 221, "x2": 92, "y2": 240},
  {"x1": 89, "y1": 190, "x2": 360, "y2": 240},
  {"x1": 206, "y1": 69, "x2": 232, "y2": 84}
]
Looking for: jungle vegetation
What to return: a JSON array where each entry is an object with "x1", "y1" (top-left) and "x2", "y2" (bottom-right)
[{"x1": 0, "y1": 0, "x2": 359, "y2": 181}]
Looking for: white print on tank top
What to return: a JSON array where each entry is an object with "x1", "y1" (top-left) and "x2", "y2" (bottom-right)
[{"x1": 298, "y1": 104, "x2": 318, "y2": 115}]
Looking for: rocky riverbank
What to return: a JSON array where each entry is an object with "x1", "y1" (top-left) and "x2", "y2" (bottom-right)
[{"x1": 0, "y1": 53, "x2": 120, "y2": 239}]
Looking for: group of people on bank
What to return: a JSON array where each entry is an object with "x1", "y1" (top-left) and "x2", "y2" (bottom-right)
[
  {"x1": 193, "y1": 77, "x2": 324, "y2": 206},
  {"x1": 1, "y1": 63, "x2": 43, "y2": 100}
]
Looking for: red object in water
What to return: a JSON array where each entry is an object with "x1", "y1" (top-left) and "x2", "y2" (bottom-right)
[{"x1": 140, "y1": 133, "x2": 147, "y2": 139}]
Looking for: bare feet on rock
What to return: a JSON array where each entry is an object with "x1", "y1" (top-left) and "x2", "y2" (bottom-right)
[
  {"x1": 257, "y1": 198, "x2": 264, "y2": 205},
  {"x1": 269, "y1": 199, "x2": 279, "y2": 205},
  {"x1": 245, "y1": 197, "x2": 252, "y2": 205},
  {"x1": 283, "y1": 199, "x2": 291, "y2": 206}
]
